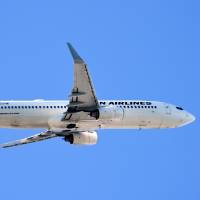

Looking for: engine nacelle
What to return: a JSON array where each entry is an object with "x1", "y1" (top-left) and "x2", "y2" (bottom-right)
[
  {"x1": 64, "y1": 131, "x2": 98, "y2": 145},
  {"x1": 90, "y1": 106, "x2": 124, "y2": 121}
]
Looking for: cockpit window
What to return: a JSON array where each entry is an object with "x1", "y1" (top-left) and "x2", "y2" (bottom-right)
[{"x1": 176, "y1": 106, "x2": 183, "y2": 110}]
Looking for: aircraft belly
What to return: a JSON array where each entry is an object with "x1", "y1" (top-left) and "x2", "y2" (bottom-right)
[
  {"x1": 121, "y1": 109, "x2": 163, "y2": 128},
  {"x1": 0, "y1": 113, "x2": 49, "y2": 128}
]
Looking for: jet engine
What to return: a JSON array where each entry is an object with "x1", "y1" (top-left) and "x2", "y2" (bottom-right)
[
  {"x1": 90, "y1": 106, "x2": 124, "y2": 121},
  {"x1": 64, "y1": 131, "x2": 98, "y2": 145}
]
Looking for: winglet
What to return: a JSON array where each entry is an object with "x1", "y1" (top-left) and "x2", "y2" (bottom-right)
[{"x1": 67, "y1": 43, "x2": 84, "y2": 64}]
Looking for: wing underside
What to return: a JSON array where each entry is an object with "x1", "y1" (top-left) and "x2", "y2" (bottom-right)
[
  {"x1": 63, "y1": 43, "x2": 99, "y2": 120},
  {"x1": 1, "y1": 131, "x2": 57, "y2": 148}
]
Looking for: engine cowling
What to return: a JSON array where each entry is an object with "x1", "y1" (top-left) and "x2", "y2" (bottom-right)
[
  {"x1": 64, "y1": 131, "x2": 98, "y2": 145},
  {"x1": 90, "y1": 106, "x2": 124, "y2": 121}
]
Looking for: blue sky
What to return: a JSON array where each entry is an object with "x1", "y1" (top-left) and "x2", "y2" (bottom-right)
[{"x1": 0, "y1": 0, "x2": 199, "y2": 199}]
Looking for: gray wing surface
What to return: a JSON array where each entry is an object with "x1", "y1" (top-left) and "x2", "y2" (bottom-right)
[
  {"x1": 65, "y1": 43, "x2": 99, "y2": 119},
  {"x1": 1, "y1": 131, "x2": 57, "y2": 148}
]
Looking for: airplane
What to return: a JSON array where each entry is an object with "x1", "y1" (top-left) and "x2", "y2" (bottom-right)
[{"x1": 0, "y1": 43, "x2": 195, "y2": 148}]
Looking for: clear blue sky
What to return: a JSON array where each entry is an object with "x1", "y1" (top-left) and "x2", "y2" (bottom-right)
[{"x1": 0, "y1": 1, "x2": 199, "y2": 199}]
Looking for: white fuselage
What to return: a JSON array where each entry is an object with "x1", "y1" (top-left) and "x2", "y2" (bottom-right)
[{"x1": 0, "y1": 100, "x2": 195, "y2": 130}]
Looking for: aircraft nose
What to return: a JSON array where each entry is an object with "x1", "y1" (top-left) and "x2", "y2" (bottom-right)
[
  {"x1": 182, "y1": 112, "x2": 195, "y2": 125},
  {"x1": 186, "y1": 113, "x2": 195, "y2": 123}
]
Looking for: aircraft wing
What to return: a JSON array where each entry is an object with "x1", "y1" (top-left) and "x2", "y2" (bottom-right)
[
  {"x1": 1, "y1": 131, "x2": 57, "y2": 148},
  {"x1": 64, "y1": 43, "x2": 99, "y2": 120}
]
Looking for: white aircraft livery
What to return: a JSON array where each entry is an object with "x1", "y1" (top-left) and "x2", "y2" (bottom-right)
[{"x1": 0, "y1": 43, "x2": 195, "y2": 148}]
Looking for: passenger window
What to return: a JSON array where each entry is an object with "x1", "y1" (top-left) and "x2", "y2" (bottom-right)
[
  {"x1": 32, "y1": 106, "x2": 34, "y2": 109},
  {"x1": 28, "y1": 106, "x2": 31, "y2": 109},
  {"x1": 57, "y1": 106, "x2": 60, "y2": 108},
  {"x1": 54, "y1": 106, "x2": 56, "y2": 108},
  {"x1": 8, "y1": 106, "x2": 10, "y2": 109},
  {"x1": 61, "y1": 106, "x2": 63, "y2": 108},
  {"x1": 1, "y1": 106, "x2": 3, "y2": 109},
  {"x1": 18, "y1": 106, "x2": 21, "y2": 109},
  {"x1": 25, "y1": 106, "x2": 27, "y2": 109},
  {"x1": 21, "y1": 106, "x2": 24, "y2": 109},
  {"x1": 4, "y1": 106, "x2": 7, "y2": 109}
]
